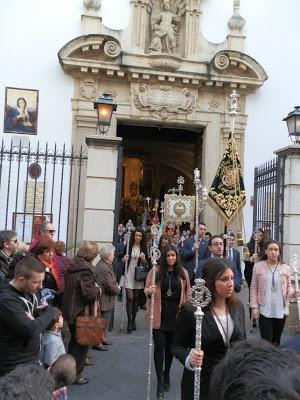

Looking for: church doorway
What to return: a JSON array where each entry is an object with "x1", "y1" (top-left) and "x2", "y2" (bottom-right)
[{"x1": 117, "y1": 123, "x2": 203, "y2": 226}]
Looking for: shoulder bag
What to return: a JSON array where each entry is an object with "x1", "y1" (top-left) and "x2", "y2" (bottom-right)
[
  {"x1": 134, "y1": 260, "x2": 149, "y2": 282},
  {"x1": 75, "y1": 300, "x2": 107, "y2": 346}
]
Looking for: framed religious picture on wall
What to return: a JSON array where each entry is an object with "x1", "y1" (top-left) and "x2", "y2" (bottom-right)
[{"x1": 3, "y1": 87, "x2": 39, "y2": 135}]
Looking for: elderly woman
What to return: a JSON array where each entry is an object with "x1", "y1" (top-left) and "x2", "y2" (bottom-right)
[
  {"x1": 30, "y1": 237, "x2": 58, "y2": 305},
  {"x1": 62, "y1": 241, "x2": 100, "y2": 385},
  {"x1": 94, "y1": 244, "x2": 120, "y2": 351}
]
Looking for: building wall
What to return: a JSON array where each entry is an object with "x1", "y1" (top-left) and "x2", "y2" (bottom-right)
[{"x1": 1, "y1": 0, "x2": 300, "y2": 241}]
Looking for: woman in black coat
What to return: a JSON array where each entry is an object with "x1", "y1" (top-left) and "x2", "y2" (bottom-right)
[
  {"x1": 172, "y1": 258, "x2": 246, "y2": 400},
  {"x1": 62, "y1": 241, "x2": 100, "y2": 385}
]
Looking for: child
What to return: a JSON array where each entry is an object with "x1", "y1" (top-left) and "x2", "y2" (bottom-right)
[
  {"x1": 49, "y1": 354, "x2": 76, "y2": 400},
  {"x1": 40, "y1": 307, "x2": 65, "y2": 368}
]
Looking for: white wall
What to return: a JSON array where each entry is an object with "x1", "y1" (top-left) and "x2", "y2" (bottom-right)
[
  {"x1": 1, "y1": 0, "x2": 299, "y2": 240},
  {"x1": 201, "y1": 0, "x2": 300, "y2": 240}
]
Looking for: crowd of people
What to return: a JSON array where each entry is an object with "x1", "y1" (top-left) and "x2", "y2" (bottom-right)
[{"x1": 0, "y1": 221, "x2": 300, "y2": 400}]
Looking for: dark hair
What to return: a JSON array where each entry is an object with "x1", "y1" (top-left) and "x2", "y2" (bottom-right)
[
  {"x1": 47, "y1": 307, "x2": 62, "y2": 331},
  {"x1": 49, "y1": 354, "x2": 76, "y2": 390},
  {"x1": 0, "y1": 364, "x2": 54, "y2": 400},
  {"x1": 0, "y1": 230, "x2": 17, "y2": 250},
  {"x1": 7, "y1": 251, "x2": 30, "y2": 279},
  {"x1": 14, "y1": 255, "x2": 45, "y2": 279},
  {"x1": 156, "y1": 245, "x2": 185, "y2": 284},
  {"x1": 130, "y1": 227, "x2": 147, "y2": 250},
  {"x1": 159, "y1": 235, "x2": 170, "y2": 250},
  {"x1": 209, "y1": 340, "x2": 300, "y2": 400},
  {"x1": 247, "y1": 228, "x2": 265, "y2": 257},
  {"x1": 261, "y1": 239, "x2": 282, "y2": 262},
  {"x1": 203, "y1": 258, "x2": 237, "y2": 307},
  {"x1": 199, "y1": 222, "x2": 206, "y2": 227},
  {"x1": 16, "y1": 97, "x2": 27, "y2": 108},
  {"x1": 208, "y1": 234, "x2": 223, "y2": 247},
  {"x1": 30, "y1": 237, "x2": 55, "y2": 257},
  {"x1": 205, "y1": 231, "x2": 212, "y2": 240}
]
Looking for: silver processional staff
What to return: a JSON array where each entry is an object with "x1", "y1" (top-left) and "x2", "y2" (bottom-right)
[
  {"x1": 193, "y1": 168, "x2": 208, "y2": 276},
  {"x1": 146, "y1": 224, "x2": 161, "y2": 400},
  {"x1": 188, "y1": 278, "x2": 212, "y2": 400}
]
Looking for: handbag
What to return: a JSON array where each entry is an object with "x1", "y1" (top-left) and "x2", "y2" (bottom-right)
[
  {"x1": 134, "y1": 264, "x2": 148, "y2": 282},
  {"x1": 75, "y1": 301, "x2": 107, "y2": 346}
]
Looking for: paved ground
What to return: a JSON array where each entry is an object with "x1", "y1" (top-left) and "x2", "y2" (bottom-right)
[{"x1": 68, "y1": 285, "x2": 292, "y2": 400}]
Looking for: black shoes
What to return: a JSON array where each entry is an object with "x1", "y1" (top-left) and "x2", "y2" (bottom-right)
[
  {"x1": 163, "y1": 375, "x2": 170, "y2": 391},
  {"x1": 132, "y1": 319, "x2": 137, "y2": 331},
  {"x1": 127, "y1": 319, "x2": 132, "y2": 334},
  {"x1": 156, "y1": 381, "x2": 164, "y2": 399}
]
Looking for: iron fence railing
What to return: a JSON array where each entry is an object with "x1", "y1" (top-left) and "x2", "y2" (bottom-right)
[
  {"x1": 0, "y1": 140, "x2": 87, "y2": 255},
  {"x1": 253, "y1": 158, "x2": 280, "y2": 241}
]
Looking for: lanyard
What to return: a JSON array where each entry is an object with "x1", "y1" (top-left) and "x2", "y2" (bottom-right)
[
  {"x1": 267, "y1": 262, "x2": 278, "y2": 288},
  {"x1": 212, "y1": 306, "x2": 230, "y2": 348},
  {"x1": 167, "y1": 272, "x2": 173, "y2": 297}
]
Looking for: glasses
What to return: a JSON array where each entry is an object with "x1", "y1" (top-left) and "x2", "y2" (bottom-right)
[{"x1": 47, "y1": 230, "x2": 56, "y2": 234}]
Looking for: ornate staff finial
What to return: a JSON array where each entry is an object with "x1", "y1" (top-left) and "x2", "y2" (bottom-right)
[
  {"x1": 188, "y1": 279, "x2": 212, "y2": 400},
  {"x1": 177, "y1": 176, "x2": 185, "y2": 195},
  {"x1": 229, "y1": 89, "x2": 240, "y2": 135}
]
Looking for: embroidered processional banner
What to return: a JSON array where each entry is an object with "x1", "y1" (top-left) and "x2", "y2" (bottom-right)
[{"x1": 208, "y1": 134, "x2": 246, "y2": 224}]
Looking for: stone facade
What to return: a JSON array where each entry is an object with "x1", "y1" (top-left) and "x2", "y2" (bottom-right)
[{"x1": 58, "y1": 0, "x2": 267, "y2": 243}]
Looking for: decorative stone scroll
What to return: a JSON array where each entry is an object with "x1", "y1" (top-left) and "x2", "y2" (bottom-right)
[
  {"x1": 104, "y1": 41, "x2": 121, "y2": 58},
  {"x1": 214, "y1": 53, "x2": 230, "y2": 70},
  {"x1": 133, "y1": 84, "x2": 195, "y2": 119}
]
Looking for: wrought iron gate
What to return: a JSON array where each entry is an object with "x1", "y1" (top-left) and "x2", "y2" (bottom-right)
[
  {"x1": 252, "y1": 157, "x2": 282, "y2": 241},
  {"x1": 0, "y1": 141, "x2": 87, "y2": 255}
]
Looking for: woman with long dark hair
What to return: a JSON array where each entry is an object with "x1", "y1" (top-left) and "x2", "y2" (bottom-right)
[
  {"x1": 145, "y1": 245, "x2": 190, "y2": 399},
  {"x1": 172, "y1": 258, "x2": 246, "y2": 400},
  {"x1": 250, "y1": 240, "x2": 300, "y2": 346},
  {"x1": 120, "y1": 227, "x2": 149, "y2": 333}
]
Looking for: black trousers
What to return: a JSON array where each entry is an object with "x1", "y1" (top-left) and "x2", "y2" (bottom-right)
[
  {"x1": 68, "y1": 324, "x2": 89, "y2": 377},
  {"x1": 153, "y1": 329, "x2": 174, "y2": 382},
  {"x1": 259, "y1": 314, "x2": 286, "y2": 346}
]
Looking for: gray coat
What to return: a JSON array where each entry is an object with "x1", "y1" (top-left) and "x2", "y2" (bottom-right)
[{"x1": 95, "y1": 259, "x2": 120, "y2": 312}]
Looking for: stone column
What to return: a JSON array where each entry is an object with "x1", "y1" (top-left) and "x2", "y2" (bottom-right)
[
  {"x1": 130, "y1": 0, "x2": 149, "y2": 53},
  {"x1": 274, "y1": 145, "x2": 300, "y2": 335},
  {"x1": 183, "y1": 0, "x2": 201, "y2": 59},
  {"x1": 274, "y1": 145, "x2": 300, "y2": 264},
  {"x1": 82, "y1": 135, "x2": 122, "y2": 245}
]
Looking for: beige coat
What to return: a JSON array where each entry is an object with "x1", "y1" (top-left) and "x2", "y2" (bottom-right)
[
  {"x1": 144, "y1": 266, "x2": 190, "y2": 329},
  {"x1": 250, "y1": 260, "x2": 294, "y2": 309},
  {"x1": 95, "y1": 259, "x2": 120, "y2": 312}
]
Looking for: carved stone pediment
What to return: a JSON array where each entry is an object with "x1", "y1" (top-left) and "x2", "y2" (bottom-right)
[
  {"x1": 209, "y1": 51, "x2": 268, "y2": 83},
  {"x1": 133, "y1": 84, "x2": 195, "y2": 120},
  {"x1": 58, "y1": 34, "x2": 121, "y2": 71}
]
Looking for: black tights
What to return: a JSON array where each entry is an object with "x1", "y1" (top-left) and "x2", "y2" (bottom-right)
[
  {"x1": 126, "y1": 288, "x2": 143, "y2": 321},
  {"x1": 153, "y1": 329, "x2": 174, "y2": 382},
  {"x1": 259, "y1": 314, "x2": 286, "y2": 346}
]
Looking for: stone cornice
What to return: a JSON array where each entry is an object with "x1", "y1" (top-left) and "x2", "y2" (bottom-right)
[
  {"x1": 86, "y1": 135, "x2": 122, "y2": 149},
  {"x1": 58, "y1": 35, "x2": 267, "y2": 92}
]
